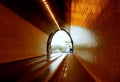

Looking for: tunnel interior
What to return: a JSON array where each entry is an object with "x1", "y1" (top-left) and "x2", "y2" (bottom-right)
[{"x1": 0, "y1": 0, "x2": 120, "y2": 82}]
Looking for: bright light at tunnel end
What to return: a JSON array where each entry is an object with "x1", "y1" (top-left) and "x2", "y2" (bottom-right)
[{"x1": 51, "y1": 30, "x2": 72, "y2": 53}]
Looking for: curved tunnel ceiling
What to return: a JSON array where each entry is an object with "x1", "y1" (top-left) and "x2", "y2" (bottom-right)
[
  {"x1": 1, "y1": 0, "x2": 67, "y2": 34},
  {"x1": 1, "y1": 0, "x2": 112, "y2": 34}
]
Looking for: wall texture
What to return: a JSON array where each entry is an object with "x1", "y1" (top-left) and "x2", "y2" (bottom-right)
[
  {"x1": 72, "y1": 0, "x2": 120, "y2": 82},
  {"x1": 0, "y1": 4, "x2": 48, "y2": 64}
]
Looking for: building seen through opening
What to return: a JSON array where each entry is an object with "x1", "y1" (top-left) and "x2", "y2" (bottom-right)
[{"x1": 51, "y1": 30, "x2": 73, "y2": 54}]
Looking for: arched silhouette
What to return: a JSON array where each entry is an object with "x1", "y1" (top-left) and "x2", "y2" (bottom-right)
[{"x1": 47, "y1": 29, "x2": 73, "y2": 58}]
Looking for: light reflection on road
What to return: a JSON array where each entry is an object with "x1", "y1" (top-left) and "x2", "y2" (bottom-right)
[{"x1": 49, "y1": 53, "x2": 67, "y2": 72}]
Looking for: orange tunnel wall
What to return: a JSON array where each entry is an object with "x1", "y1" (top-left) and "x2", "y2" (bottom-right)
[
  {"x1": 73, "y1": 1, "x2": 120, "y2": 82},
  {"x1": 0, "y1": 4, "x2": 48, "y2": 64}
]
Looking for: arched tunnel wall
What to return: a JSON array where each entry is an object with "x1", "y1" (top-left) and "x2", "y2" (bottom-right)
[
  {"x1": 72, "y1": 1, "x2": 120, "y2": 82},
  {"x1": 0, "y1": 1, "x2": 120, "y2": 81},
  {"x1": 0, "y1": 4, "x2": 48, "y2": 64}
]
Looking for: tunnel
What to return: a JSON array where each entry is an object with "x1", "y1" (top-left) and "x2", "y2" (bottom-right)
[{"x1": 0, "y1": 0, "x2": 120, "y2": 82}]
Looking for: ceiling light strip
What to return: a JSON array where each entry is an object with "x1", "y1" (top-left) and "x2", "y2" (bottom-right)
[{"x1": 42, "y1": 0, "x2": 61, "y2": 30}]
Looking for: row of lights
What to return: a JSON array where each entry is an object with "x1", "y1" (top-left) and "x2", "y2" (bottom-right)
[{"x1": 42, "y1": 0, "x2": 61, "y2": 30}]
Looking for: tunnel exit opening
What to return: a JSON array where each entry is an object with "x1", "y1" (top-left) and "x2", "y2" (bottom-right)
[{"x1": 47, "y1": 29, "x2": 73, "y2": 58}]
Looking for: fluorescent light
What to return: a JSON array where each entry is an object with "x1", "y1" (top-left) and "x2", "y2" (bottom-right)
[{"x1": 42, "y1": 0, "x2": 61, "y2": 30}]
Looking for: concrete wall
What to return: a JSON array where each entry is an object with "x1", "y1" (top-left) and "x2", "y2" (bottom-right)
[
  {"x1": 72, "y1": 0, "x2": 120, "y2": 82},
  {"x1": 0, "y1": 4, "x2": 48, "y2": 64}
]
